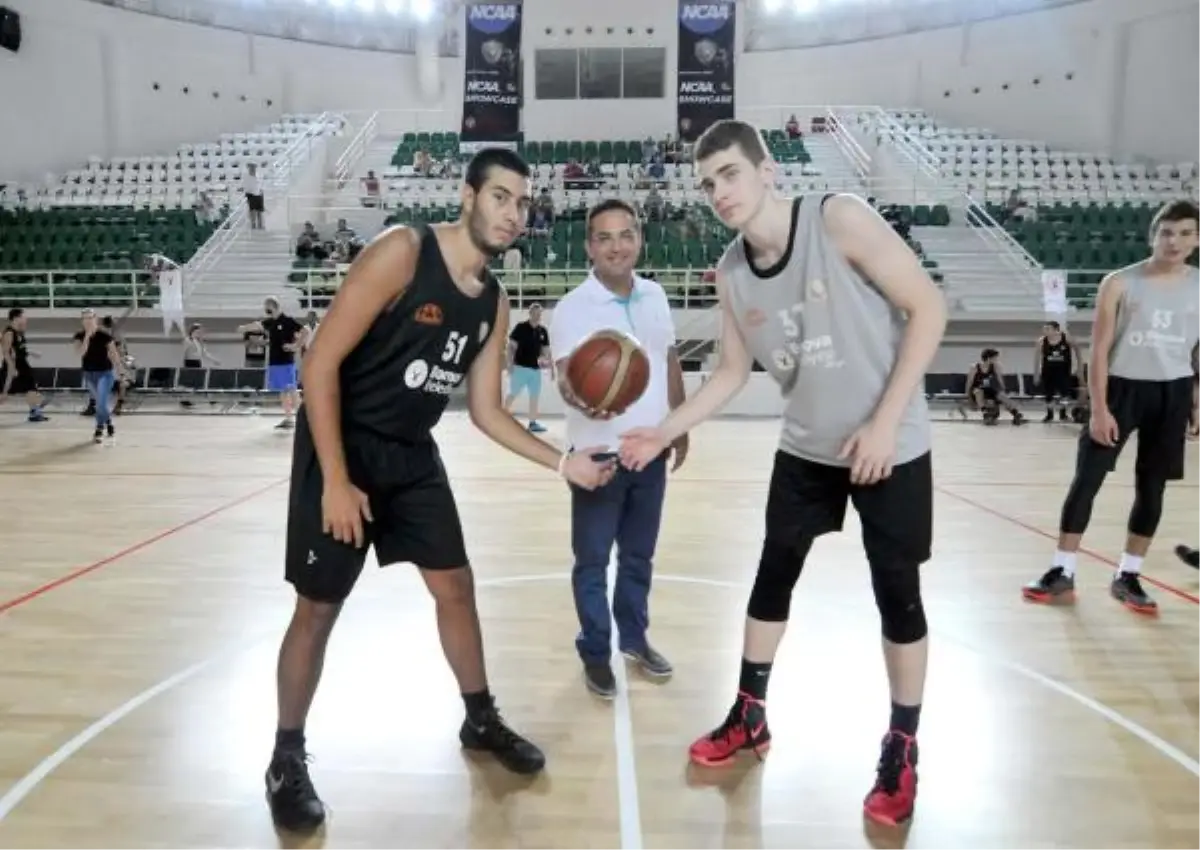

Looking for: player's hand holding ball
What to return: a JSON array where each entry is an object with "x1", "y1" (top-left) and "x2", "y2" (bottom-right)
[{"x1": 322, "y1": 478, "x2": 374, "y2": 548}]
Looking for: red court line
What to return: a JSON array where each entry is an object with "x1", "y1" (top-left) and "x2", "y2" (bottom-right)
[
  {"x1": 0, "y1": 478, "x2": 287, "y2": 616},
  {"x1": 936, "y1": 485, "x2": 1200, "y2": 605}
]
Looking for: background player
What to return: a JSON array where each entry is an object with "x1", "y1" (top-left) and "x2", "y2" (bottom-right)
[
  {"x1": 238, "y1": 298, "x2": 308, "y2": 429},
  {"x1": 1033, "y1": 320, "x2": 1082, "y2": 422},
  {"x1": 963, "y1": 348, "x2": 1025, "y2": 424},
  {"x1": 72, "y1": 308, "x2": 122, "y2": 444},
  {"x1": 265, "y1": 148, "x2": 615, "y2": 833},
  {"x1": 504, "y1": 301, "x2": 549, "y2": 432},
  {"x1": 620, "y1": 119, "x2": 947, "y2": 828},
  {"x1": 1024, "y1": 199, "x2": 1199, "y2": 613},
  {"x1": 1, "y1": 308, "x2": 48, "y2": 422}
]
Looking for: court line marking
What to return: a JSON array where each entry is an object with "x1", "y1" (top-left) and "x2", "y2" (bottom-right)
[
  {"x1": 0, "y1": 478, "x2": 288, "y2": 616},
  {"x1": 606, "y1": 562, "x2": 644, "y2": 850},
  {"x1": 936, "y1": 485, "x2": 1200, "y2": 605},
  {"x1": 1, "y1": 571, "x2": 1195, "y2": 833}
]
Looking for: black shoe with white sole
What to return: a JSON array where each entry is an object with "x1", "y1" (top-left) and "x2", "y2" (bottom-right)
[
  {"x1": 622, "y1": 644, "x2": 673, "y2": 678},
  {"x1": 584, "y1": 662, "x2": 617, "y2": 698}
]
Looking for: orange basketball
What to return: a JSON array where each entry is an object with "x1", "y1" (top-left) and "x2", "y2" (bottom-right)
[{"x1": 565, "y1": 329, "x2": 650, "y2": 415}]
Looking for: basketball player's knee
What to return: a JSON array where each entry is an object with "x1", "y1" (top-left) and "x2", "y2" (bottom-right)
[
  {"x1": 746, "y1": 538, "x2": 808, "y2": 622},
  {"x1": 292, "y1": 596, "x2": 342, "y2": 636},
  {"x1": 1129, "y1": 471, "x2": 1167, "y2": 537},
  {"x1": 425, "y1": 565, "x2": 476, "y2": 607},
  {"x1": 870, "y1": 562, "x2": 927, "y2": 644},
  {"x1": 1060, "y1": 460, "x2": 1108, "y2": 532}
]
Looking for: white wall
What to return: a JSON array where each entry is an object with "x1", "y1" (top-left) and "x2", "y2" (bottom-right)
[
  {"x1": 737, "y1": 0, "x2": 1199, "y2": 163},
  {"x1": 1, "y1": 0, "x2": 461, "y2": 183}
]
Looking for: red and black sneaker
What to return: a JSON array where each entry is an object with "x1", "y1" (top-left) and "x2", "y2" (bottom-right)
[
  {"x1": 687, "y1": 691, "x2": 771, "y2": 767},
  {"x1": 863, "y1": 730, "x2": 918, "y2": 826}
]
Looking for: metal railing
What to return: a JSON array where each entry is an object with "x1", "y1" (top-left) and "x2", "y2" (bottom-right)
[
  {"x1": 961, "y1": 192, "x2": 1045, "y2": 290},
  {"x1": 824, "y1": 106, "x2": 871, "y2": 181},
  {"x1": 332, "y1": 111, "x2": 380, "y2": 188},
  {"x1": 183, "y1": 112, "x2": 337, "y2": 291}
]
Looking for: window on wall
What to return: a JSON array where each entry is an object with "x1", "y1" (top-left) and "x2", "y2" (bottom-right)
[{"x1": 533, "y1": 47, "x2": 666, "y2": 100}]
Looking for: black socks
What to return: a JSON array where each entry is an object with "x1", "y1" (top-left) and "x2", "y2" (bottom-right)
[
  {"x1": 462, "y1": 689, "x2": 494, "y2": 723},
  {"x1": 889, "y1": 701, "x2": 921, "y2": 736},
  {"x1": 275, "y1": 727, "x2": 306, "y2": 753},
  {"x1": 738, "y1": 659, "x2": 772, "y2": 701}
]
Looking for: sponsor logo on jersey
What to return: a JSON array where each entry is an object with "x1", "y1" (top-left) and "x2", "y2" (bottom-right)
[{"x1": 415, "y1": 304, "x2": 444, "y2": 326}]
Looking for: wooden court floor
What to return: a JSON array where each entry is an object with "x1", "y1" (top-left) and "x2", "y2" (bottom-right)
[{"x1": 0, "y1": 411, "x2": 1196, "y2": 849}]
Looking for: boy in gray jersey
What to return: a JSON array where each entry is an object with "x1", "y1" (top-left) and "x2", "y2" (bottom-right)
[
  {"x1": 619, "y1": 120, "x2": 947, "y2": 827},
  {"x1": 1024, "y1": 200, "x2": 1199, "y2": 613}
]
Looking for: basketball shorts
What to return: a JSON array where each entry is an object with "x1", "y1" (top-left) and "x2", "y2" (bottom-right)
[
  {"x1": 762, "y1": 449, "x2": 933, "y2": 567},
  {"x1": 2, "y1": 364, "x2": 37, "y2": 395},
  {"x1": 284, "y1": 414, "x2": 469, "y2": 604},
  {"x1": 266, "y1": 363, "x2": 298, "y2": 392},
  {"x1": 1075, "y1": 375, "x2": 1193, "y2": 482},
  {"x1": 970, "y1": 382, "x2": 998, "y2": 404},
  {"x1": 508, "y1": 365, "x2": 542, "y2": 398},
  {"x1": 1041, "y1": 368, "x2": 1075, "y2": 401}
]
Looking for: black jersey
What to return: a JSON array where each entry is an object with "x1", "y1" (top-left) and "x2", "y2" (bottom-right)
[
  {"x1": 327, "y1": 226, "x2": 501, "y2": 443},
  {"x1": 2, "y1": 327, "x2": 30, "y2": 370},
  {"x1": 1041, "y1": 335, "x2": 1072, "y2": 372},
  {"x1": 970, "y1": 362, "x2": 997, "y2": 390}
]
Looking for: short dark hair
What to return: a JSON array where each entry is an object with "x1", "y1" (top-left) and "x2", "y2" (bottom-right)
[
  {"x1": 1044, "y1": 320, "x2": 1061, "y2": 331},
  {"x1": 465, "y1": 147, "x2": 531, "y2": 192},
  {"x1": 7, "y1": 307, "x2": 22, "y2": 321},
  {"x1": 1150, "y1": 199, "x2": 1200, "y2": 236},
  {"x1": 694, "y1": 119, "x2": 769, "y2": 166},
  {"x1": 586, "y1": 198, "x2": 640, "y2": 238},
  {"x1": 981, "y1": 348, "x2": 999, "y2": 360}
]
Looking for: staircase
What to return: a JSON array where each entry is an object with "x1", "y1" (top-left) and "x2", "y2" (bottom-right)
[
  {"x1": 800, "y1": 134, "x2": 869, "y2": 192},
  {"x1": 912, "y1": 224, "x2": 1041, "y2": 311},
  {"x1": 183, "y1": 231, "x2": 302, "y2": 312}
]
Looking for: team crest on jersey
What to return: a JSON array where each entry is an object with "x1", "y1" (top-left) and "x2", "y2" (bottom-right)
[
  {"x1": 479, "y1": 321, "x2": 490, "y2": 342},
  {"x1": 806, "y1": 278, "x2": 827, "y2": 302},
  {"x1": 772, "y1": 349, "x2": 796, "y2": 371},
  {"x1": 415, "y1": 303, "x2": 444, "y2": 326}
]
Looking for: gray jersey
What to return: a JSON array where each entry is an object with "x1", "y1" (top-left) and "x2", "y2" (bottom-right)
[
  {"x1": 718, "y1": 194, "x2": 932, "y2": 466},
  {"x1": 1108, "y1": 261, "x2": 1199, "y2": 381}
]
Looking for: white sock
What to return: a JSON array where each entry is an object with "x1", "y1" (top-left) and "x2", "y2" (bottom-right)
[
  {"x1": 1118, "y1": 553, "x2": 1143, "y2": 575},
  {"x1": 1052, "y1": 550, "x2": 1077, "y2": 576}
]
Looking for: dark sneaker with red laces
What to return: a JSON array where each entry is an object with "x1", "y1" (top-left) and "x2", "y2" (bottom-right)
[
  {"x1": 863, "y1": 730, "x2": 918, "y2": 826},
  {"x1": 687, "y1": 691, "x2": 771, "y2": 767}
]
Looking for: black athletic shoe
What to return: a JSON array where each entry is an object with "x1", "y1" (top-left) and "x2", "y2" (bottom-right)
[
  {"x1": 584, "y1": 661, "x2": 617, "y2": 698},
  {"x1": 92, "y1": 427, "x2": 103, "y2": 444},
  {"x1": 459, "y1": 701, "x2": 546, "y2": 775},
  {"x1": 1175, "y1": 545, "x2": 1199, "y2": 569},
  {"x1": 265, "y1": 747, "x2": 326, "y2": 832}
]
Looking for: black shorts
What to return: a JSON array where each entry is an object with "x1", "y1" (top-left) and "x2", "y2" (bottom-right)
[
  {"x1": 2, "y1": 364, "x2": 37, "y2": 395},
  {"x1": 284, "y1": 414, "x2": 469, "y2": 604},
  {"x1": 1075, "y1": 375, "x2": 1193, "y2": 481},
  {"x1": 1041, "y1": 368, "x2": 1075, "y2": 401},
  {"x1": 762, "y1": 449, "x2": 934, "y2": 567},
  {"x1": 246, "y1": 192, "x2": 265, "y2": 213}
]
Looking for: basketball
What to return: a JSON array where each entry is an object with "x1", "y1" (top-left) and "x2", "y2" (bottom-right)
[{"x1": 565, "y1": 329, "x2": 650, "y2": 415}]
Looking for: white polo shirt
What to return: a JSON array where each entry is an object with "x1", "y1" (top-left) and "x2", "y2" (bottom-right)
[{"x1": 549, "y1": 272, "x2": 676, "y2": 451}]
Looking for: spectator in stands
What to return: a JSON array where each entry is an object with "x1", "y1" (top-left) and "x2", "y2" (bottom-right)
[
  {"x1": 413, "y1": 149, "x2": 431, "y2": 177},
  {"x1": 563, "y1": 159, "x2": 586, "y2": 186},
  {"x1": 182, "y1": 323, "x2": 220, "y2": 369},
  {"x1": 195, "y1": 191, "x2": 218, "y2": 225},
  {"x1": 647, "y1": 157, "x2": 665, "y2": 181},
  {"x1": 585, "y1": 159, "x2": 603, "y2": 182},
  {"x1": 643, "y1": 186, "x2": 665, "y2": 222},
  {"x1": 785, "y1": 114, "x2": 802, "y2": 139},
  {"x1": 361, "y1": 170, "x2": 380, "y2": 207},
  {"x1": 296, "y1": 223, "x2": 327, "y2": 261},
  {"x1": 642, "y1": 137, "x2": 659, "y2": 164},
  {"x1": 243, "y1": 163, "x2": 265, "y2": 230},
  {"x1": 335, "y1": 219, "x2": 355, "y2": 240}
]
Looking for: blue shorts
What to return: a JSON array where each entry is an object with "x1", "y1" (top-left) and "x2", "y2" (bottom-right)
[
  {"x1": 509, "y1": 365, "x2": 542, "y2": 398},
  {"x1": 267, "y1": 363, "x2": 298, "y2": 392}
]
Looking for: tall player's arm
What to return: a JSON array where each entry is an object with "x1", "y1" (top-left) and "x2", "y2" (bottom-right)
[
  {"x1": 823, "y1": 193, "x2": 947, "y2": 429},
  {"x1": 466, "y1": 294, "x2": 616, "y2": 488},
  {"x1": 653, "y1": 271, "x2": 752, "y2": 444},
  {"x1": 1087, "y1": 272, "x2": 1126, "y2": 414},
  {"x1": 301, "y1": 226, "x2": 421, "y2": 486}
]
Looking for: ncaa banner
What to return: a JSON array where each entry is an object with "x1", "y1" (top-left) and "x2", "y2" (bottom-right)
[
  {"x1": 460, "y1": 1, "x2": 523, "y2": 148},
  {"x1": 676, "y1": 0, "x2": 735, "y2": 142}
]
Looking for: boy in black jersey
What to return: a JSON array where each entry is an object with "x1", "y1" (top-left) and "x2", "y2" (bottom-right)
[
  {"x1": 1033, "y1": 321, "x2": 1081, "y2": 422},
  {"x1": 963, "y1": 349, "x2": 1025, "y2": 425},
  {"x1": 1, "y1": 308, "x2": 48, "y2": 422},
  {"x1": 265, "y1": 148, "x2": 616, "y2": 833}
]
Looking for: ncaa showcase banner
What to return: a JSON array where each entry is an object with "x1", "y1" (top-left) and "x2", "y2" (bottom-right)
[
  {"x1": 460, "y1": 1, "x2": 523, "y2": 148},
  {"x1": 676, "y1": 0, "x2": 735, "y2": 143}
]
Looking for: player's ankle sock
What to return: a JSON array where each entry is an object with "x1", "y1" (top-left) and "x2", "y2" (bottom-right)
[
  {"x1": 889, "y1": 701, "x2": 922, "y2": 736},
  {"x1": 462, "y1": 689, "x2": 494, "y2": 723},
  {"x1": 1118, "y1": 553, "x2": 1143, "y2": 575},
  {"x1": 275, "y1": 727, "x2": 305, "y2": 752},
  {"x1": 738, "y1": 660, "x2": 772, "y2": 702},
  {"x1": 1052, "y1": 549, "x2": 1077, "y2": 577}
]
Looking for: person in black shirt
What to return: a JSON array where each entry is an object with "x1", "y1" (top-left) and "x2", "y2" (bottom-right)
[
  {"x1": 72, "y1": 308, "x2": 122, "y2": 443},
  {"x1": 238, "y1": 298, "x2": 308, "y2": 429},
  {"x1": 1033, "y1": 320, "x2": 1081, "y2": 422},
  {"x1": 264, "y1": 148, "x2": 616, "y2": 834},
  {"x1": 504, "y1": 302, "x2": 550, "y2": 432},
  {"x1": 1, "y1": 308, "x2": 48, "y2": 423}
]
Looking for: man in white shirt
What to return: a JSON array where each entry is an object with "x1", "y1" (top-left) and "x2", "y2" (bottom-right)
[{"x1": 550, "y1": 199, "x2": 688, "y2": 698}]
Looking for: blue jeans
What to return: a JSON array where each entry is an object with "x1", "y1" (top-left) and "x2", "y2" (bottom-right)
[
  {"x1": 570, "y1": 453, "x2": 668, "y2": 664},
  {"x1": 83, "y1": 370, "x2": 115, "y2": 428}
]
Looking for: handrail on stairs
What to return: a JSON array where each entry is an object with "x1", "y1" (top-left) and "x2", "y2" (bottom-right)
[{"x1": 332, "y1": 111, "x2": 380, "y2": 188}]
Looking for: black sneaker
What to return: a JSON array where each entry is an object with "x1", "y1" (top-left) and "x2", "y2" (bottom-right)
[
  {"x1": 622, "y1": 644, "x2": 673, "y2": 678},
  {"x1": 1111, "y1": 571, "x2": 1157, "y2": 614},
  {"x1": 92, "y1": 427, "x2": 103, "y2": 444},
  {"x1": 1022, "y1": 565, "x2": 1075, "y2": 604},
  {"x1": 105, "y1": 422, "x2": 115, "y2": 442},
  {"x1": 459, "y1": 700, "x2": 546, "y2": 775},
  {"x1": 1042, "y1": 409, "x2": 1054, "y2": 423},
  {"x1": 265, "y1": 747, "x2": 326, "y2": 833},
  {"x1": 583, "y1": 661, "x2": 617, "y2": 698},
  {"x1": 1175, "y1": 545, "x2": 1199, "y2": 569}
]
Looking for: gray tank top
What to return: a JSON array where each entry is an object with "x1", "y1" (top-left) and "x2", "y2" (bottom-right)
[
  {"x1": 718, "y1": 194, "x2": 931, "y2": 466},
  {"x1": 1108, "y1": 261, "x2": 1199, "y2": 381}
]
